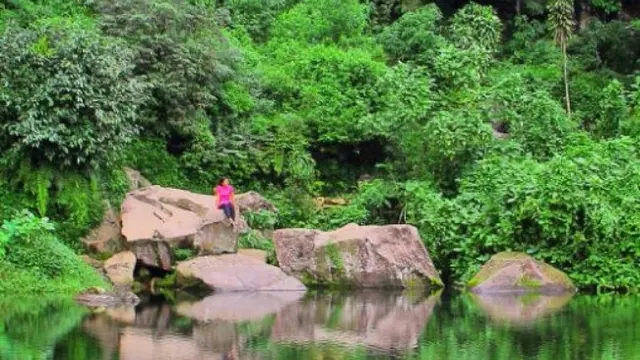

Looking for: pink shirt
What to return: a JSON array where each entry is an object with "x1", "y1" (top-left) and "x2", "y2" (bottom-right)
[{"x1": 215, "y1": 185, "x2": 234, "y2": 205}]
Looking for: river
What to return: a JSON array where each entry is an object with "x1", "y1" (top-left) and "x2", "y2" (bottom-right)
[{"x1": 0, "y1": 291, "x2": 637, "y2": 360}]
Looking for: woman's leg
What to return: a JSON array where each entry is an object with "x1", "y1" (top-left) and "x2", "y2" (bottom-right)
[
  {"x1": 229, "y1": 205, "x2": 236, "y2": 221},
  {"x1": 221, "y1": 203, "x2": 233, "y2": 219}
]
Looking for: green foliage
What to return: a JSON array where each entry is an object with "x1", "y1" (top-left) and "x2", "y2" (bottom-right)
[
  {"x1": 92, "y1": 0, "x2": 238, "y2": 141},
  {"x1": 226, "y1": 0, "x2": 292, "y2": 41},
  {"x1": 0, "y1": 211, "x2": 106, "y2": 294},
  {"x1": 448, "y1": 3, "x2": 502, "y2": 53},
  {"x1": 3, "y1": 0, "x2": 640, "y2": 294},
  {"x1": 271, "y1": 0, "x2": 368, "y2": 44},
  {"x1": 379, "y1": 4, "x2": 445, "y2": 66},
  {"x1": 0, "y1": 25, "x2": 145, "y2": 168},
  {"x1": 408, "y1": 137, "x2": 640, "y2": 291},
  {"x1": 403, "y1": 110, "x2": 493, "y2": 191},
  {"x1": 594, "y1": 79, "x2": 627, "y2": 139}
]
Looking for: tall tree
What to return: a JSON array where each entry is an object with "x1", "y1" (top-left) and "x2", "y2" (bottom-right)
[{"x1": 548, "y1": 0, "x2": 575, "y2": 116}]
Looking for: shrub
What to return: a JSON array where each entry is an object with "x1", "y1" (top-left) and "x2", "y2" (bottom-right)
[
  {"x1": 378, "y1": 4, "x2": 445, "y2": 66},
  {"x1": 0, "y1": 211, "x2": 106, "y2": 294}
]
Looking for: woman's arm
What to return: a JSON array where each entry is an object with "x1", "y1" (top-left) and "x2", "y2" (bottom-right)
[
  {"x1": 230, "y1": 190, "x2": 236, "y2": 207},
  {"x1": 213, "y1": 187, "x2": 220, "y2": 207}
]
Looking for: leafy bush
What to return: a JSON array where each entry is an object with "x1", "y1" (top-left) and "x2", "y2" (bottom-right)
[
  {"x1": 407, "y1": 137, "x2": 640, "y2": 291},
  {"x1": 271, "y1": 0, "x2": 368, "y2": 44},
  {"x1": 0, "y1": 211, "x2": 106, "y2": 294},
  {"x1": 448, "y1": 3, "x2": 502, "y2": 53},
  {"x1": 378, "y1": 4, "x2": 445, "y2": 66},
  {"x1": 0, "y1": 25, "x2": 145, "y2": 168}
]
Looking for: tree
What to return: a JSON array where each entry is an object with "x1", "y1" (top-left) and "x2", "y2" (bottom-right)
[
  {"x1": 0, "y1": 26, "x2": 145, "y2": 168},
  {"x1": 548, "y1": 0, "x2": 575, "y2": 117}
]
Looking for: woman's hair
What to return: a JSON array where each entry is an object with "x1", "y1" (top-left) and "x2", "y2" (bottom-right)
[{"x1": 218, "y1": 177, "x2": 228, "y2": 186}]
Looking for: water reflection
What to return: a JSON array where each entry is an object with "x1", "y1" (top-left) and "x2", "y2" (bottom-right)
[
  {"x1": 82, "y1": 291, "x2": 438, "y2": 359},
  {"x1": 1, "y1": 292, "x2": 638, "y2": 360},
  {"x1": 271, "y1": 291, "x2": 439, "y2": 352},
  {"x1": 470, "y1": 293, "x2": 574, "y2": 326},
  {"x1": 176, "y1": 291, "x2": 305, "y2": 322}
]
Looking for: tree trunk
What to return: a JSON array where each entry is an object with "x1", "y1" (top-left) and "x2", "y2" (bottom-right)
[
  {"x1": 516, "y1": 0, "x2": 521, "y2": 15},
  {"x1": 562, "y1": 38, "x2": 572, "y2": 117}
]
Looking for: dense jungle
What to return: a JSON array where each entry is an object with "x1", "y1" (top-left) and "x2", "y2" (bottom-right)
[{"x1": 1, "y1": 0, "x2": 639, "y2": 295}]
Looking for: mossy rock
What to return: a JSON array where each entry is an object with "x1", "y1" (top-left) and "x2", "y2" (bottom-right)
[{"x1": 467, "y1": 252, "x2": 576, "y2": 295}]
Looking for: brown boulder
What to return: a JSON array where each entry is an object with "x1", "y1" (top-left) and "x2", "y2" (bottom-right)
[
  {"x1": 124, "y1": 167, "x2": 152, "y2": 190},
  {"x1": 82, "y1": 206, "x2": 124, "y2": 254},
  {"x1": 273, "y1": 224, "x2": 443, "y2": 289},
  {"x1": 467, "y1": 252, "x2": 576, "y2": 294},
  {"x1": 120, "y1": 186, "x2": 242, "y2": 269},
  {"x1": 235, "y1": 191, "x2": 277, "y2": 213},
  {"x1": 104, "y1": 251, "x2": 137, "y2": 289},
  {"x1": 176, "y1": 254, "x2": 306, "y2": 292}
]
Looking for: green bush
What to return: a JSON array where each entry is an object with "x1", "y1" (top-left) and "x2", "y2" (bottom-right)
[
  {"x1": 0, "y1": 211, "x2": 106, "y2": 294},
  {"x1": 378, "y1": 4, "x2": 445, "y2": 66},
  {"x1": 407, "y1": 137, "x2": 640, "y2": 291}
]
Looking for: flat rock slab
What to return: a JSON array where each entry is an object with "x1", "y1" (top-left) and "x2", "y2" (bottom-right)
[
  {"x1": 176, "y1": 254, "x2": 306, "y2": 292},
  {"x1": 468, "y1": 252, "x2": 576, "y2": 294},
  {"x1": 273, "y1": 223, "x2": 442, "y2": 289},
  {"x1": 237, "y1": 248, "x2": 268, "y2": 263},
  {"x1": 176, "y1": 291, "x2": 304, "y2": 322}
]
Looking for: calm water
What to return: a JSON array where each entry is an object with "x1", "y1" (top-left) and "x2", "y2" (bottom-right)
[{"x1": 0, "y1": 291, "x2": 638, "y2": 360}]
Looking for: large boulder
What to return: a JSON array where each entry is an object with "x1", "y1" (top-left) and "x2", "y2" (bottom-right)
[
  {"x1": 176, "y1": 254, "x2": 306, "y2": 292},
  {"x1": 120, "y1": 186, "x2": 243, "y2": 269},
  {"x1": 103, "y1": 251, "x2": 137, "y2": 289},
  {"x1": 273, "y1": 223, "x2": 443, "y2": 289},
  {"x1": 467, "y1": 252, "x2": 576, "y2": 294},
  {"x1": 235, "y1": 191, "x2": 277, "y2": 213}
]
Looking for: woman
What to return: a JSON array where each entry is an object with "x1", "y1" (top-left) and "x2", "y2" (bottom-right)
[{"x1": 214, "y1": 177, "x2": 236, "y2": 224}]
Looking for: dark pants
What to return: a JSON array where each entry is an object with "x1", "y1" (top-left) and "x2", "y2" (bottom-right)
[{"x1": 219, "y1": 203, "x2": 235, "y2": 220}]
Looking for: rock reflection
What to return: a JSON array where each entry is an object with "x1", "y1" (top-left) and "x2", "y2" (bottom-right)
[
  {"x1": 176, "y1": 291, "x2": 305, "y2": 322},
  {"x1": 82, "y1": 291, "x2": 439, "y2": 359},
  {"x1": 471, "y1": 292, "x2": 574, "y2": 326},
  {"x1": 271, "y1": 291, "x2": 440, "y2": 352}
]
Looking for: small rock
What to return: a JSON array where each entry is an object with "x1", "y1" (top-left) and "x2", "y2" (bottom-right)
[
  {"x1": 104, "y1": 251, "x2": 137, "y2": 288},
  {"x1": 75, "y1": 289, "x2": 140, "y2": 307},
  {"x1": 82, "y1": 206, "x2": 124, "y2": 254}
]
